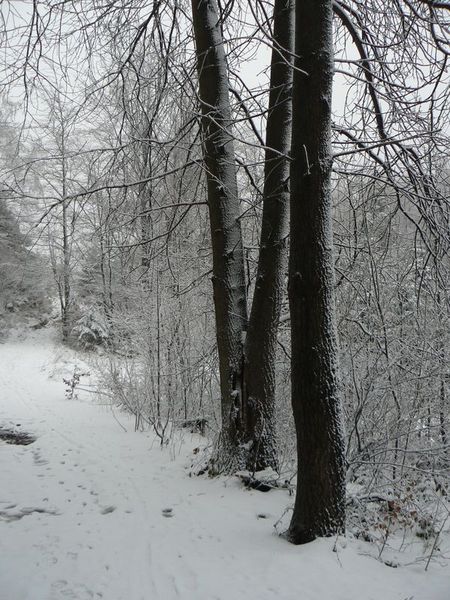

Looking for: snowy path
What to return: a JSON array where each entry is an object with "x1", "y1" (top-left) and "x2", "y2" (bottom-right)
[{"x1": 0, "y1": 330, "x2": 448, "y2": 600}]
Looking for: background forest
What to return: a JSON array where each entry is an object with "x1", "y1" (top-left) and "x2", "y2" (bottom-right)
[{"x1": 0, "y1": 0, "x2": 449, "y2": 553}]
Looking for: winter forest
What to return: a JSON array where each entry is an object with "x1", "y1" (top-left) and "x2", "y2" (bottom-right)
[{"x1": 0, "y1": 1, "x2": 449, "y2": 599}]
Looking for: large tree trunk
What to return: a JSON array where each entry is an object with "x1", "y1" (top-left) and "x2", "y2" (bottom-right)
[
  {"x1": 191, "y1": 0, "x2": 248, "y2": 472},
  {"x1": 243, "y1": 0, "x2": 294, "y2": 472},
  {"x1": 287, "y1": 0, "x2": 346, "y2": 543}
]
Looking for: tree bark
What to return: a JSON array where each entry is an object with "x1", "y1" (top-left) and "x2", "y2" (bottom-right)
[
  {"x1": 140, "y1": 135, "x2": 153, "y2": 289},
  {"x1": 192, "y1": 0, "x2": 293, "y2": 473},
  {"x1": 60, "y1": 118, "x2": 71, "y2": 343},
  {"x1": 243, "y1": 0, "x2": 294, "y2": 472},
  {"x1": 191, "y1": 0, "x2": 248, "y2": 471},
  {"x1": 287, "y1": 0, "x2": 346, "y2": 543}
]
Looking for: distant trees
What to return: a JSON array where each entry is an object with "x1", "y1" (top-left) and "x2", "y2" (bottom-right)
[
  {"x1": 0, "y1": 101, "x2": 50, "y2": 324},
  {"x1": 32, "y1": 91, "x2": 83, "y2": 342},
  {"x1": 0, "y1": 200, "x2": 31, "y2": 310},
  {"x1": 0, "y1": 197, "x2": 50, "y2": 328}
]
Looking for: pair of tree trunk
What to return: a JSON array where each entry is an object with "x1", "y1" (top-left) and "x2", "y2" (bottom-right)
[
  {"x1": 191, "y1": 0, "x2": 293, "y2": 474},
  {"x1": 192, "y1": 0, "x2": 346, "y2": 542}
]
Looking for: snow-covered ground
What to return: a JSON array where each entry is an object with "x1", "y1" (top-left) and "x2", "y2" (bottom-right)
[{"x1": 0, "y1": 329, "x2": 448, "y2": 600}]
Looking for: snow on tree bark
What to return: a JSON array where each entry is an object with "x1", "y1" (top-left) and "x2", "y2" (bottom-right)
[
  {"x1": 243, "y1": 0, "x2": 294, "y2": 472},
  {"x1": 287, "y1": 0, "x2": 346, "y2": 543},
  {"x1": 192, "y1": 0, "x2": 294, "y2": 472},
  {"x1": 191, "y1": 0, "x2": 248, "y2": 471}
]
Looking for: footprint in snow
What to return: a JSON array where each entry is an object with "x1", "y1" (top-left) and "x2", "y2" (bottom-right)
[
  {"x1": 51, "y1": 579, "x2": 94, "y2": 599},
  {"x1": 100, "y1": 506, "x2": 116, "y2": 515}
]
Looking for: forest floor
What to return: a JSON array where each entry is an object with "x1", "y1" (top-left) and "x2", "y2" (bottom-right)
[{"x1": 0, "y1": 327, "x2": 448, "y2": 600}]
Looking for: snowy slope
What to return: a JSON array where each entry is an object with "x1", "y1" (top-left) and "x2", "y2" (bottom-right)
[{"x1": 0, "y1": 329, "x2": 448, "y2": 600}]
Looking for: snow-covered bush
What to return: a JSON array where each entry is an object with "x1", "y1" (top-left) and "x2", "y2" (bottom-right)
[{"x1": 72, "y1": 311, "x2": 110, "y2": 349}]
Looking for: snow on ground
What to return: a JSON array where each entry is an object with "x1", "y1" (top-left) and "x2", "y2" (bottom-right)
[{"x1": 0, "y1": 328, "x2": 448, "y2": 600}]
